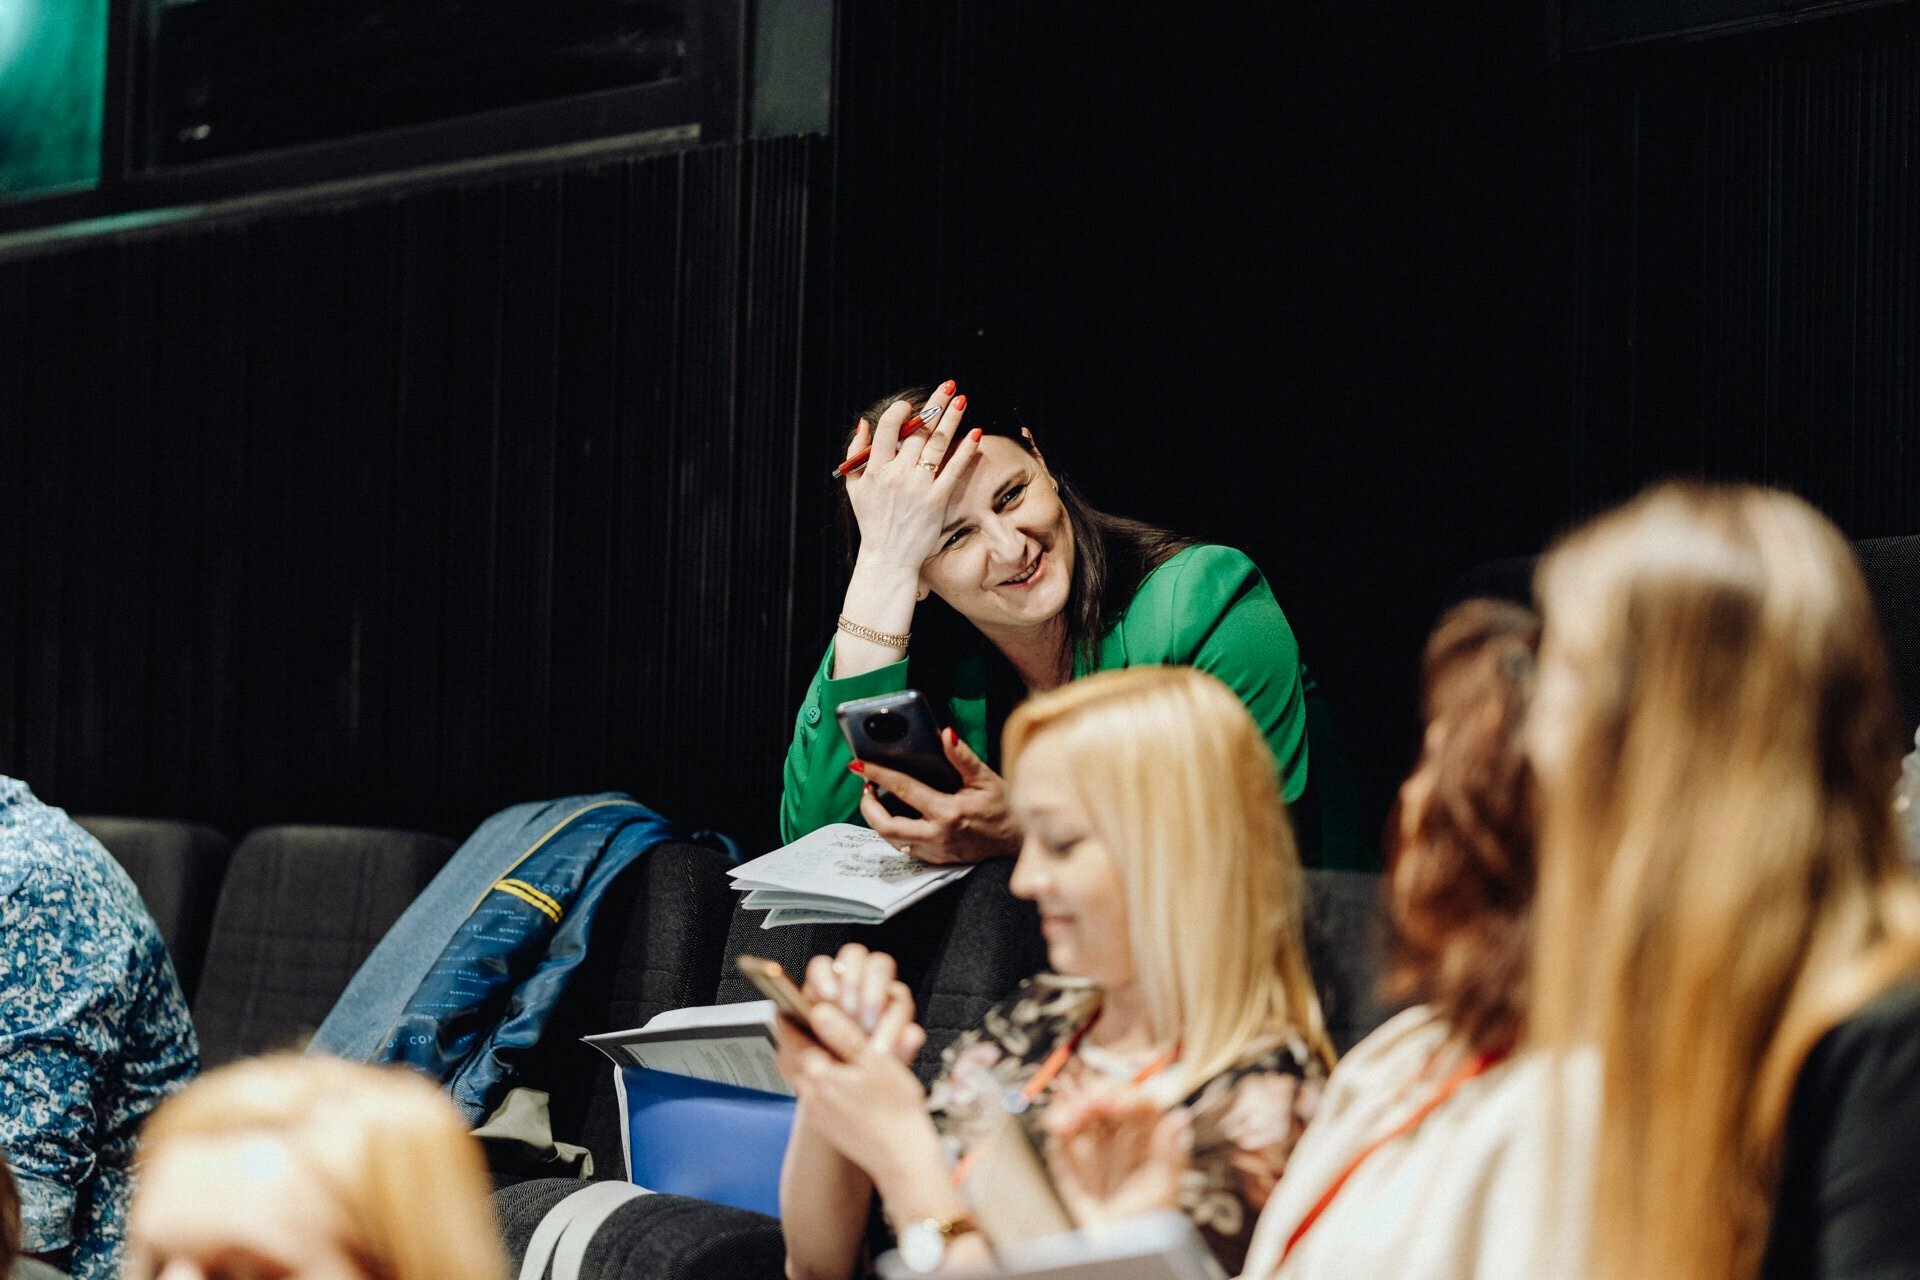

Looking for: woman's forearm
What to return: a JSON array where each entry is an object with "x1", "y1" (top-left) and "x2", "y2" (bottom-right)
[
  {"x1": 780, "y1": 1104, "x2": 877, "y2": 1280},
  {"x1": 833, "y1": 554, "x2": 924, "y2": 680}
]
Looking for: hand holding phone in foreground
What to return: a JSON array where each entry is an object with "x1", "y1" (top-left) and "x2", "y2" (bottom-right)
[
  {"x1": 767, "y1": 943, "x2": 926, "y2": 1076},
  {"x1": 774, "y1": 944, "x2": 935, "y2": 1177}
]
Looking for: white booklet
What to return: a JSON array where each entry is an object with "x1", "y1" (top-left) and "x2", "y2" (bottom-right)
[
  {"x1": 875, "y1": 1212, "x2": 1225, "y2": 1280},
  {"x1": 730, "y1": 823, "x2": 972, "y2": 928},
  {"x1": 580, "y1": 999, "x2": 792, "y2": 1096}
]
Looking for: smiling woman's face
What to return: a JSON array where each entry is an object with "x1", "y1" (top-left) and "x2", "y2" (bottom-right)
[
  {"x1": 1008, "y1": 732, "x2": 1134, "y2": 989},
  {"x1": 919, "y1": 436, "x2": 1075, "y2": 640}
]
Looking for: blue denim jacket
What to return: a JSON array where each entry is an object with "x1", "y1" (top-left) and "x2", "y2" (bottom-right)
[{"x1": 313, "y1": 793, "x2": 696, "y2": 1122}]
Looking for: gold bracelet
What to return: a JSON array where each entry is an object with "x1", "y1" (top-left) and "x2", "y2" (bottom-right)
[{"x1": 837, "y1": 614, "x2": 911, "y2": 649}]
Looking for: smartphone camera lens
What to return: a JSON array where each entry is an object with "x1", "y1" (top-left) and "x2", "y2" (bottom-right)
[{"x1": 864, "y1": 711, "x2": 908, "y2": 744}]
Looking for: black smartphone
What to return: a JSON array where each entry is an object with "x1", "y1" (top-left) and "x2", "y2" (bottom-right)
[{"x1": 836, "y1": 690, "x2": 963, "y2": 819}]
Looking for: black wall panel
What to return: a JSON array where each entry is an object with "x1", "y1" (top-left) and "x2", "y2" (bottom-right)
[
  {"x1": 1564, "y1": 9, "x2": 1920, "y2": 534},
  {"x1": 1, "y1": 138, "x2": 825, "y2": 846},
  {"x1": 5, "y1": 2, "x2": 1920, "y2": 853}
]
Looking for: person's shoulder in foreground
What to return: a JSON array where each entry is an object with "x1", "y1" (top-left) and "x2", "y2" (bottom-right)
[
  {"x1": 0, "y1": 777, "x2": 198, "y2": 1280},
  {"x1": 1763, "y1": 973, "x2": 1920, "y2": 1280}
]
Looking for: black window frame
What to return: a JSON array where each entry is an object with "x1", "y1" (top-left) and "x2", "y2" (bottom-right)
[{"x1": 0, "y1": 0, "x2": 745, "y2": 235}]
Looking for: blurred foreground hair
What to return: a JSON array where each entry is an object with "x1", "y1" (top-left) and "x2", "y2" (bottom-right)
[
  {"x1": 1530, "y1": 482, "x2": 1920, "y2": 1280},
  {"x1": 138, "y1": 1054, "x2": 508, "y2": 1280},
  {"x1": 1386, "y1": 598, "x2": 1539, "y2": 1054}
]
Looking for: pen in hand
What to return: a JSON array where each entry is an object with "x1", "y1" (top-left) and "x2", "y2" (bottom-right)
[{"x1": 831, "y1": 402, "x2": 945, "y2": 480}]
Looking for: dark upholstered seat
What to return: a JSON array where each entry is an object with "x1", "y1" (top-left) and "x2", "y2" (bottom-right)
[
  {"x1": 1303, "y1": 868, "x2": 1395, "y2": 1054},
  {"x1": 74, "y1": 816, "x2": 233, "y2": 1003},
  {"x1": 495, "y1": 1178, "x2": 787, "y2": 1280},
  {"x1": 493, "y1": 866, "x2": 1390, "y2": 1276},
  {"x1": 511, "y1": 839, "x2": 741, "y2": 1178},
  {"x1": 495, "y1": 860, "x2": 1046, "y2": 1269},
  {"x1": 1856, "y1": 535, "x2": 1920, "y2": 735},
  {"x1": 192, "y1": 825, "x2": 454, "y2": 1066}
]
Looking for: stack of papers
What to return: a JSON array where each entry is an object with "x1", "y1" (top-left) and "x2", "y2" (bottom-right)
[{"x1": 730, "y1": 823, "x2": 972, "y2": 927}]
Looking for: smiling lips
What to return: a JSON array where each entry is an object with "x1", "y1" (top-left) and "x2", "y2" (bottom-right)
[{"x1": 1000, "y1": 550, "x2": 1045, "y2": 588}]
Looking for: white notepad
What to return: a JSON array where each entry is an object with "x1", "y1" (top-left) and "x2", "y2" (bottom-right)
[{"x1": 729, "y1": 823, "x2": 972, "y2": 927}]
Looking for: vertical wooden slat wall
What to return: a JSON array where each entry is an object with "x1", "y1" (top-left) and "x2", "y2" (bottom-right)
[
  {"x1": 5, "y1": 2, "x2": 1920, "y2": 845},
  {"x1": 0, "y1": 138, "x2": 826, "y2": 846},
  {"x1": 1565, "y1": 10, "x2": 1920, "y2": 532}
]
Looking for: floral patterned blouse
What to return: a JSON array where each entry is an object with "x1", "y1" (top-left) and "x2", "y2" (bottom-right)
[
  {"x1": 0, "y1": 778, "x2": 199, "y2": 1280},
  {"x1": 925, "y1": 974, "x2": 1325, "y2": 1274}
]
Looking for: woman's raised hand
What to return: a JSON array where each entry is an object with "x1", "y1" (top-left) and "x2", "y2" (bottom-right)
[
  {"x1": 830, "y1": 382, "x2": 981, "y2": 683},
  {"x1": 853, "y1": 727, "x2": 1022, "y2": 865},
  {"x1": 844, "y1": 383, "x2": 981, "y2": 574}
]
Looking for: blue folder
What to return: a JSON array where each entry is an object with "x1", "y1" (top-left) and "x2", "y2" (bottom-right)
[{"x1": 618, "y1": 1065, "x2": 797, "y2": 1215}]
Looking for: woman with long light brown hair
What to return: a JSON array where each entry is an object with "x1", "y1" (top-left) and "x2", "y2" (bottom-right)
[{"x1": 1529, "y1": 482, "x2": 1920, "y2": 1279}]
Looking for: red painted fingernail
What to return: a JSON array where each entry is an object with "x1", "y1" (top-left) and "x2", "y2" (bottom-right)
[
  {"x1": 952, "y1": 394, "x2": 968, "y2": 412},
  {"x1": 941, "y1": 379, "x2": 957, "y2": 395},
  {"x1": 847, "y1": 760, "x2": 866, "y2": 774},
  {"x1": 943, "y1": 727, "x2": 956, "y2": 746},
  {"x1": 968, "y1": 428, "x2": 982, "y2": 443}
]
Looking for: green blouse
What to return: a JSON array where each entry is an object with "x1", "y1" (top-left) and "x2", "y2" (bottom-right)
[{"x1": 780, "y1": 544, "x2": 1312, "y2": 843}]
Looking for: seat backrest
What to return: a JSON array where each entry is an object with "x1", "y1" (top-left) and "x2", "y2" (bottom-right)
[
  {"x1": 514, "y1": 839, "x2": 739, "y2": 1176},
  {"x1": 712, "y1": 859, "x2": 1048, "y2": 1085},
  {"x1": 74, "y1": 816, "x2": 233, "y2": 1002},
  {"x1": 1302, "y1": 869, "x2": 1396, "y2": 1055},
  {"x1": 1856, "y1": 535, "x2": 1920, "y2": 735},
  {"x1": 193, "y1": 824, "x2": 454, "y2": 1067}
]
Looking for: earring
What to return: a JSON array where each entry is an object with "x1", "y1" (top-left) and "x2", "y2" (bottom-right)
[{"x1": 916, "y1": 586, "x2": 931, "y2": 602}]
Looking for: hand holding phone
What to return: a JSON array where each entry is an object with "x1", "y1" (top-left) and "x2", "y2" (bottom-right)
[
  {"x1": 837, "y1": 690, "x2": 963, "y2": 819},
  {"x1": 737, "y1": 955, "x2": 819, "y2": 1030}
]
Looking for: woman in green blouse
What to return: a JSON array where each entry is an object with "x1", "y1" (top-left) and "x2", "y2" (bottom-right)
[{"x1": 781, "y1": 380, "x2": 1359, "y2": 867}]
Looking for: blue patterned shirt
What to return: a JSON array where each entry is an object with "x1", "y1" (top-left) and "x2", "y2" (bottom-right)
[{"x1": 0, "y1": 778, "x2": 198, "y2": 1280}]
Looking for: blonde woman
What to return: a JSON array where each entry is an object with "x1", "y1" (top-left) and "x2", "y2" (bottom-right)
[
  {"x1": 775, "y1": 666, "x2": 1332, "y2": 1278},
  {"x1": 1530, "y1": 483, "x2": 1920, "y2": 1280},
  {"x1": 122, "y1": 1055, "x2": 508, "y2": 1280}
]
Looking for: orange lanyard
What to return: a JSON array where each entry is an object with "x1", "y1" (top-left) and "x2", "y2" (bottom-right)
[
  {"x1": 1278, "y1": 1046, "x2": 1510, "y2": 1265},
  {"x1": 1018, "y1": 1014, "x2": 1181, "y2": 1106},
  {"x1": 950, "y1": 1014, "x2": 1181, "y2": 1185}
]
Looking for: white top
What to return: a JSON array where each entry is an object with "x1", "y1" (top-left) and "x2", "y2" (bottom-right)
[{"x1": 1239, "y1": 1006, "x2": 1595, "y2": 1280}]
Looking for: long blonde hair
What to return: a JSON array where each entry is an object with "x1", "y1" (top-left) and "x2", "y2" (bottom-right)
[
  {"x1": 1003, "y1": 666, "x2": 1334, "y2": 1093},
  {"x1": 1529, "y1": 483, "x2": 1920, "y2": 1280},
  {"x1": 137, "y1": 1055, "x2": 509, "y2": 1280}
]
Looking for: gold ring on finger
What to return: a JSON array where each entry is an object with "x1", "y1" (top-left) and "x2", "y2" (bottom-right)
[
  {"x1": 896, "y1": 842, "x2": 912, "y2": 854},
  {"x1": 916, "y1": 460, "x2": 939, "y2": 474}
]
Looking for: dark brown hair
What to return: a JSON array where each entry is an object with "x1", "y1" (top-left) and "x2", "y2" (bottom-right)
[
  {"x1": 841, "y1": 387, "x2": 1193, "y2": 749},
  {"x1": 1383, "y1": 597, "x2": 1540, "y2": 1054}
]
